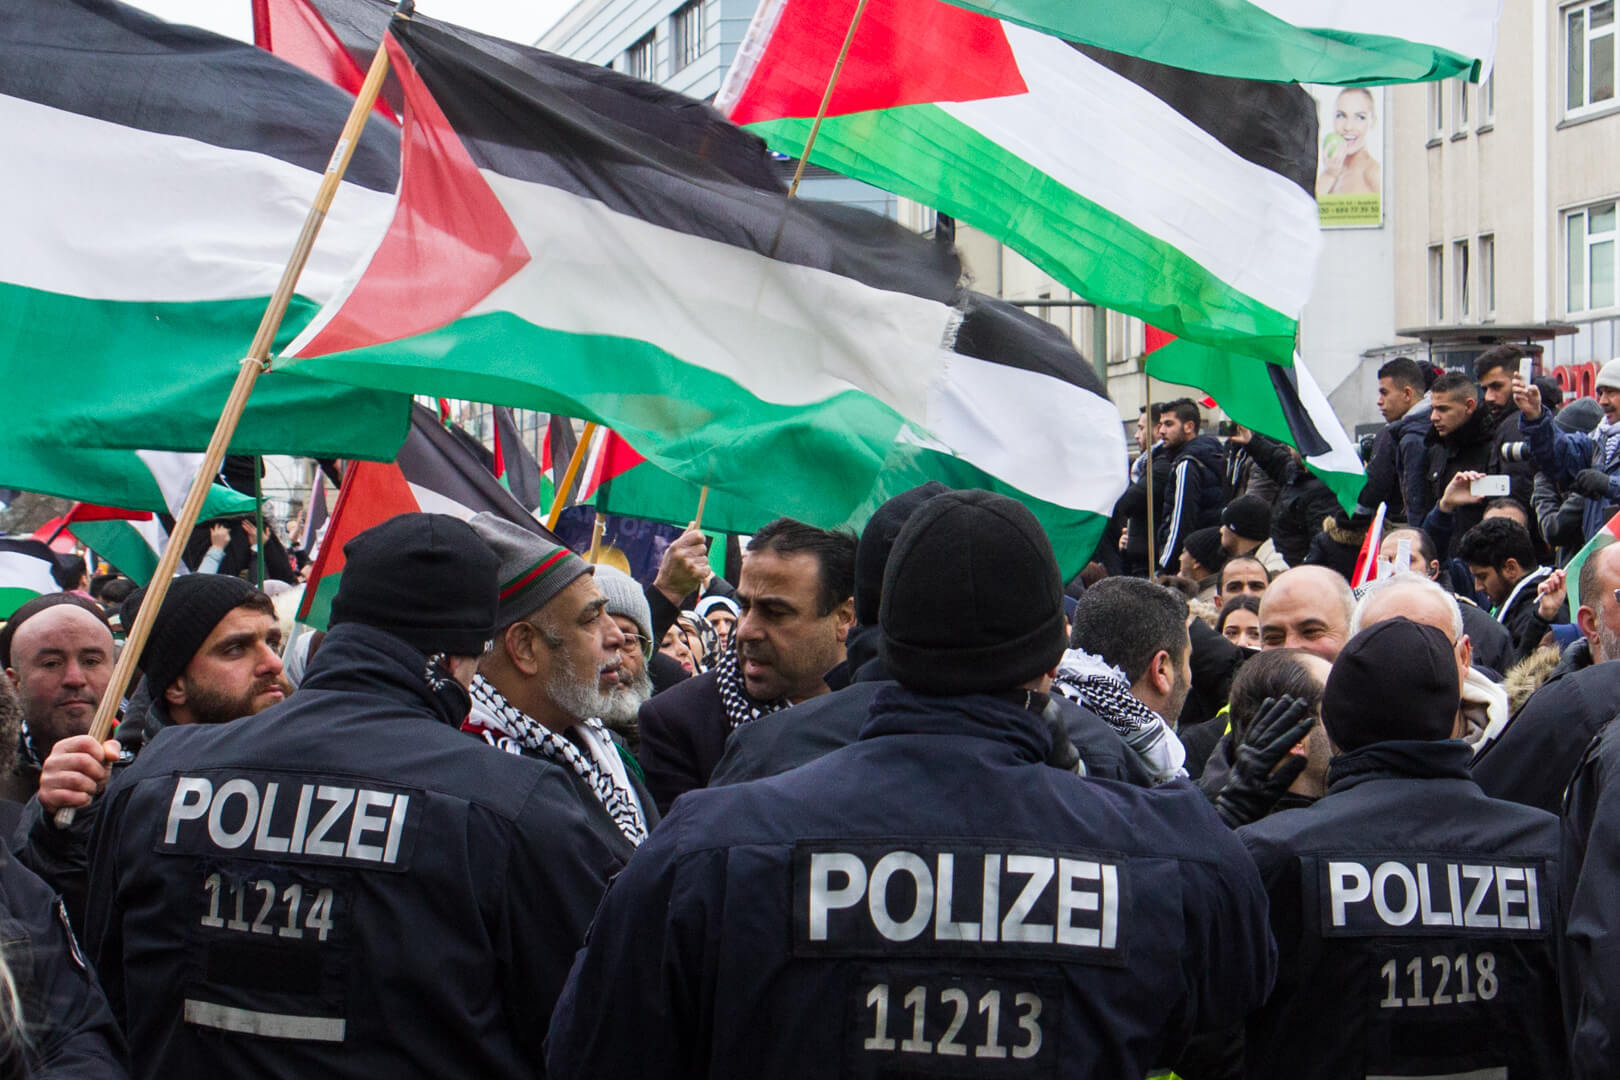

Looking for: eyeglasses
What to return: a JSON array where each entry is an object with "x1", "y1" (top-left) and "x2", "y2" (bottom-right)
[{"x1": 618, "y1": 633, "x2": 650, "y2": 654}]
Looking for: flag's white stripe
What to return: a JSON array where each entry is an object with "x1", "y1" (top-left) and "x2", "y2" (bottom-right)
[
  {"x1": 135, "y1": 451, "x2": 205, "y2": 520},
  {"x1": 941, "y1": 26, "x2": 1321, "y2": 319},
  {"x1": 1, "y1": 95, "x2": 394, "y2": 304},
  {"x1": 406, "y1": 483, "x2": 477, "y2": 521},
  {"x1": 0, "y1": 555, "x2": 58, "y2": 595},
  {"x1": 1248, "y1": 0, "x2": 1500, "y2": 65},
  {"x1": 1294, "y1": 354, "x2": 1364, "y2": 479}
]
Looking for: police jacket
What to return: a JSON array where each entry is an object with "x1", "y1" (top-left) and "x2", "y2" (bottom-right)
[
  {"x1": 1237, "y1": 740, "x2": 1564, "y2": 1080},
  {"x1": 83, "y1": 623, "x2": 625, "y2": 1079},
  {"x1": 1157, "y1": 434, "x2": 1226, "y2": 573},
  {"x1": 1559, "y1": 716, "x2": 1620, "y2": 1077},
  {"x1": 547, "y1": 685, "x2": 1277, "y2": 1079},
  {"x1": 1471, "y1": 650, "x2": 1620, "y2": 814}
]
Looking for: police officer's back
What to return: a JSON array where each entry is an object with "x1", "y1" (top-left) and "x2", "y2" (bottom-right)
[
  {"x1": 1237, "y1": 618, "x2": 1565, "y2": 1080},
  {"x1": 84, "y1": 514, "x2": 626, "y2": 1078},
  {"x1": 548, "y1": 490, "x2": 1276, "y2": 1078}
]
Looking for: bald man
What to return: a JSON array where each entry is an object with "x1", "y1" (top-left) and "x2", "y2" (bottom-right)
[
  {"x1": 0, "y1": 597, "x2": 113, "y2": 807},
  {"x1": 1258, "y1": 566, "x2": 1355, "y2": 661}
]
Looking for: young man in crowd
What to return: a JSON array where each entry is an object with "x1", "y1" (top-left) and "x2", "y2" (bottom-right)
[{"x1": 1155, "y1": 398, "x2": 1226, "y2": 574}]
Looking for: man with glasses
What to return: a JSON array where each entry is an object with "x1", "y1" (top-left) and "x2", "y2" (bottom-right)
[{"x1": 467, "y1": 515, "x2": 656, "y2": 857}]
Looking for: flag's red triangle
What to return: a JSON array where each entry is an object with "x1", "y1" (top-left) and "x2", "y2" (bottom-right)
[
  {"x1": 251, "y1": 0, "x2": 399, "y2": 123},
  {"x1": 1142, "y1": 329, "x2": 1217, "y2": 408},
  {"x1": 725, "y1": 0, "x2": 1026, "y2": 126},
  {"x1": 297, "y1": 459, "x2": 419, "y2": 620}
]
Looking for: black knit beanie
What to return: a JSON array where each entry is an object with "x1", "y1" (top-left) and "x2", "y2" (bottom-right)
[
  {"x1": 854, "y1": 483, "x2": 949, "y2": 626},
  {"x1": 139, "y1": 575, "x2": 262, "y2": 694},
  {"x1": 1182, "y1": 527, "x2": 1227, "y2": 573},
  {"x1": 880, "y1": 490, "x2": 1066, "y2": 695},
  {"x1": 1321, "y1": 617, "x2": 1460, "y2": 751},
  {"x1": 1222, "y1": 495, "x2": 1272, "y2": 543},
  {"x1": 330, "y1": 513, "x2": 498, "y2": 657}
]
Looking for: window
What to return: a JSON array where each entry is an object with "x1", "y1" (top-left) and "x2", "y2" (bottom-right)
[
  {"x1": 1454, "y1": 241, "x2": 1471, "y2": 319},
  {"x1": 1567, "y1": 0, "x2": 1616, "y2": 116},
  {"x1": 671, "y1": 0, "x2": 703, "y2": 72},
  {"x1": 1428, "y1": 83, "x2": 1445, "y2": 139},
  {"x1": 1567, "y1": 201, "x2": 1618, "y2": 311},
  {"x1": 1480, "y1": 70, "x2": 1496, "y2": 126},
  {"x1": 624, "y1": 31, "x2": 654, "y2": 81},
  {"x1": 1429, "y1": 245, "x2": 1446, "y2": 322},
  {"x1": 1452, "y1": 79, "x2": 1470, "y2": 133},
  {"x1": 1480, "y1": 234, "x2": 1497, "y2": 316}
]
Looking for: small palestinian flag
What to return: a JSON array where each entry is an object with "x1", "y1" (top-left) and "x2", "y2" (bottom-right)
[
  {"x1": 1567, "y1": 509, "x2": 1620, "y2": 612},
  {"x1": 0, "y1": 539, "x2": 62, "y2": 618}
]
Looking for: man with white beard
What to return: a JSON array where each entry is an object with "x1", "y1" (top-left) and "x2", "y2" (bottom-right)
[{"x1": 466, "y1": 516, "x2": 656, "y2": 856}]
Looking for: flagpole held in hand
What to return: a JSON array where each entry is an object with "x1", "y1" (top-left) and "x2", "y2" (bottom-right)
[
  {"x1": 545, "y1": 421, "x2": 599, "y2": 530},
  {"x1": 693, "y1": 486, "x2": 710, "y2": 532},
  {"x1": 1145, "y1": 374, "x2": 1157, "y2": 576},
  {"x1": 56, "y1": 9, "x2": 409, "y2": 828}
]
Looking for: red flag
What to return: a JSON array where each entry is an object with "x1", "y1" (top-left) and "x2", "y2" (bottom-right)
[{"x1": 1349, "y1": 502, "x2": 1387, "y2": 588}]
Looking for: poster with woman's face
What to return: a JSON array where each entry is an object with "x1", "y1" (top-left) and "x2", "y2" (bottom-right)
[{"x1": 1311, "y1": 84, "x2": 1384, "y2": 228}]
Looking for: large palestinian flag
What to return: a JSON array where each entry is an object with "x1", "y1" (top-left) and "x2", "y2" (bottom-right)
[
  {"x1": 281, "y1": 14, "x2": 1127, "y2": 575},
  {"x1": 719, "y1": 0, "x2": 1321, "y2": 368},
  {"x1": 938, "y1": 0, "x2": 1501, "y2": 84},
  {"x1": 0, "y1": 0, "x2": 409, "y2": 463}
]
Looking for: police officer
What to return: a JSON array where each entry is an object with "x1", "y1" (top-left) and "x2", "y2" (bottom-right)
[
  {"x1": 1237, "y1": 617, "x2": 1565, "y2": 1080},
  {"x1": 548, "y1": 490, "x2": 1276, "y2": 1078},
  {"x1": 84, "y1": 514, "x2": 626, "y2": 1077}
]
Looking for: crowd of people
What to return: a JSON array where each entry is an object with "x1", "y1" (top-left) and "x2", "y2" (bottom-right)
[{"x1": 0, "y1": 344, "x2": 1617, "y2": 1076}]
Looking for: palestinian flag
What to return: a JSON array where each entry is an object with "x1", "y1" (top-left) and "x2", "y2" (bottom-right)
[
  {"x1": 1566, "y1": 510, "x2": 1620, "y2": 612},
  {"x1": 936, "y1": 0, "x2": 1501, "y2": 84},
  {"x1": 60, "y1": 484, "x2": 259, "y2": 585},
  {"x1": 0, "y1": 0, "x2": 409, "y2": 463},
  {"x1": 281, "y1": 15, "x2": 1127, "y2": 575},
  {"x1": 0, "y1": 539, "x2": 63, "y2": 618},
  {"x1": 251, "y1": 0, "x2": 399, "y2": 123},
  {"x1": 492, "y1": 407, "x2": 543, "y2": 512},
  {"x1": 298, "y1": 403, "x2": 557, "y2": 628},
  {"x1": 719, "y1": 0, "x2": 1322, "y2": 368}
]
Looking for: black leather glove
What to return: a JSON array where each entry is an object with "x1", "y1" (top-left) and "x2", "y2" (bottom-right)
[
  {"x1": 1213, "y1": 695, "x2": 1313, "y2": 828},
  {"x1": 1041, "y1": 699, "x2": 1082, "y2": 774},
  {"x1": 1573, "y1": 469, "x2": 1614, "y2": 499}
]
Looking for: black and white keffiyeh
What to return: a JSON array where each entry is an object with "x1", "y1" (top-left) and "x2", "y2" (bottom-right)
[
  {"x1": 1051, "y1": 649, "x2": 1187, "y2": 785},
  {"x1": 465, "y1": 675, "x2": 648, "y2": 845},
  {"x1": 714, "y1": 648, "x2": 789, "y2": 730}
]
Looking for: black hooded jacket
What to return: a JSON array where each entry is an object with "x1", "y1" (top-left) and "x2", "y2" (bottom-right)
[
  {"x1": 1246, "y1": 433, "x2": 1342, "y2": 567},
  {"x1": 1157, "y1": 434, "x2": 1227, "y2": 573},
  {"x1": 1425, "y1": 404, "x2": 1498, "y2": 556}
]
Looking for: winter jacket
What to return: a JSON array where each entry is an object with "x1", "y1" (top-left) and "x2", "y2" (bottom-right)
[
  {"x1": 1495, "y1": 564, "x2": 1562, "y2": 664},
  {"x1": 1470, "y1": 643, "x2": 1620, "y2": 814},
  {"x1": 83, "y1": 623, "x2": 626, "y2": 1079},
  {"x1": 1459, "y1": 597, "x2": 1515, "y2": 677},
  {"x1": 1303, "y1": 515, "x2": 1363, "y2": 581},
  {"x1": 1424, "y1": 405, "x2": 1499, "y2": 556},
  {"x1": 1358, "y1": 396, "x2": 1432, "y2": 523},
  {"x1": 1114, "y1": 442, "x2": 1174, "y2": 576},
  {"x1": 1532, "y1": 470, "x2": 1589, "y2": 563},
  {"x1": 1238, "y1": 740, "x2": 1565, "y2": 1080},
  {"x1": 1157, "y1": 434, "x2": 1227, "y2": 573},
  {"x1": 1487, "y1": 408, "x2": 1538, "y2": 509},
  {"x1": 1523, "y1": 407, "x2": 1620, "y2": 541},
  {"x1": 1247, "y1": 434, "x2": 1342, "y2": 567},
  {"x1": 1559, "y1": 717, "x2": 1620, "y2": 1077},
  {"x1": 547, "y1": 685, "x2": 1277, "y2": 1079}
]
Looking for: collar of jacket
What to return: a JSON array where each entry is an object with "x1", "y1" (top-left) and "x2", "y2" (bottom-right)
[
  {"x1": 1432, "y1": 401, "x2": 1497, "y2": 448},
  {"x1": 298, "y1": 622, "x2": 467, "y2": 728},
  {"x1": 1325, "y1": 739, "x2": 1473, "y2": 794},
  {"x1": 858, "y1": 683, "x2": 1054, "y2": 763},
  {"x1": 1553, "y1": 636, "x2": 1594, "y2": 678}
]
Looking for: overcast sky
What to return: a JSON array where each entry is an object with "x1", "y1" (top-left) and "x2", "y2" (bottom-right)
[{"x1": 126, "y1": 0, "x2": 578, "y2": 45}]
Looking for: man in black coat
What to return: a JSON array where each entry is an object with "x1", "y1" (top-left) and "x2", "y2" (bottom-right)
[
  {"x1": 1240, "y1": 431, "x2": 1343, "y2": 567},
  {"x1": 1423, "y1": 371, "x2": 1498, "y2": 557},
  {"x1": 1155, "y1": 399, "x2": 1227, "y2": 574},
  {"x1": 1114, "y1": 404, "x2": 1173, "y2": 577},
  {"x1": 1476, "y1": 344, "x2": 1542, "y2": 507},
  {"x1": 1357, "y1": 355, "x2": 1433, "y2": 524},
  {"x1": 1560, "y1": 692, "x2": 1620, "y2": 1077}
]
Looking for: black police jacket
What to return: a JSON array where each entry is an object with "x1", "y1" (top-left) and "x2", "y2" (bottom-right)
[
  {"x1": 1237, "y1": 740, "x2": 1565, "y2": 1080},
  {"x1": 83, "y1": 623, "x2": 626, "y2": 1079},
  {"x1": 1471, "y1": 652, "x2": 1620, "y2": 814},
  {"x1": 548, "y1": 685, "x2": 1276, "y2": 1079},
  {"x1": 1561, "y1": 716, "x2": 1620, "y2": 1078}
]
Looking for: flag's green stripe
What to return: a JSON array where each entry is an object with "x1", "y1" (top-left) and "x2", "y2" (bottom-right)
[
  {"x1": 0, "y1": 282, "x2": 410, "y2": 460},
  {"x1": 288, "y1": 312, "x2": 1104, "y2": 574},
  {"x1": 747, "y1": 109, "x2": 1297, "y2": 367},
  {"x1": 0, "y1": 587, "x2": 47, "y2": 620},
  {"x1": 0, "y1": 443, "x2": 176, "y2": 511},
  {"x1": 201, "y1": 487, "x2": 261, "y2": 520},
  {"x1": 1145, "y1": 337, "x2": 1363, "y2": 513},
  {"x1": 71, "y1": 520, "x2": 158, "y2": 585},
  {"x1": 1565, "y1": 524, "x2": 1620, "y2": 611},
  {"x1": 942, "y1": 0, "x2": 1479, "y2": 85},
  {"x1": 300, "y1": 571, "x2": 342, "y2": 632}
]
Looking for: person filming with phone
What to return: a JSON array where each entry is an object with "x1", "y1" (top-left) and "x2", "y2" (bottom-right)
[{"x1": 1515, "y1": 357, "x2": 1620, "y2": 543}]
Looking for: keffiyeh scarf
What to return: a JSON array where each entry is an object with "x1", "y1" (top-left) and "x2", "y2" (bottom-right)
[
  {"x1": 1595, "y1": 418, "x2": 1620, "y2": 469},
  {"x1": 714, "y1": 649, "x2": 789, "y2": 730},
  {"x1": 464, "y1": 675, "x2": 648, "y2": 846},
  {"x1": 1051, "y1": 648, "x2": 1187, "y2": 785}
]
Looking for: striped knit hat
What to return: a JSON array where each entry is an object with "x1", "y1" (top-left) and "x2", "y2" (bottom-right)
[{"x1": 468, "y1": 513, "x2": 592, "y2": 627}]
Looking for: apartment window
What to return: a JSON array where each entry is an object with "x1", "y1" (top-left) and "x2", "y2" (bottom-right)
[
  {"x1": 1454, "y1": 240, "x2": 1471, "y2": 319},
  {"x1": 1452, "y1": 79, "x2": 1470, "y2": 132},
  {"x1": 624, "y1": 31, "x2": 655, "y2": 81},
  {"x1": 1567, "y1": 0, "x2": 1616, "y2": 115},
  {"x1": 1428, "y1": 82, "x2": 1445, "y2": 139},
  {"x1": 1429, "y1": 245, "x2": 1446, "y2": 321},
  {"x1": 1480, "y1": 234, "x2": 1497, "y2": 316},
  {"x1": 1480, "y1": 71, "x2": 1496, "y2": 126},
  {"x1": 671, "y1": 0, "x2": 703, "y2": 72},
  {"x1": 1567, "y1": 201, "x2": 1618, "y2": 311}
]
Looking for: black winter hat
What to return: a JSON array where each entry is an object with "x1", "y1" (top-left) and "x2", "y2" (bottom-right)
[
  {"x1": 330, "y1": 513, "x2": 499, "y2": 657},
  {"x1": 854, "y1": 483, "x2": 949, "y2": 625},
  {"x1": 880, "y1": 489, "x2": 1066, "y2": 695},
  {"x1": 1222, "y1": 495, "x2": 1272, "y2": 543},
  {"x1": 1321, "y1": 617, "x2": 1459, "y2": 751},
  {"x1": 139, "y1": 575, "x2": 262, "y2": 695},
  {"x1": 1182, "y1": 527, "x2": 1226, "y2": 573}
]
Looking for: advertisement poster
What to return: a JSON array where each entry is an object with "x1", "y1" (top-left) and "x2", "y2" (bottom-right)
[{"x1": 1310, "y1": 84, "x2": 1384, "y2": 228}]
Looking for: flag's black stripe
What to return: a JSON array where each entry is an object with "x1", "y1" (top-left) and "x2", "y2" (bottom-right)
[
  {"x1": 399, "y1": 405, "x2": 559, "y2": 541},
  {"x1": 951, "y1": 293, "x2": 1109, "y2": 397},
  {"x1": 1, "y1": 0, "x2": 399, "y2": 194},
  {"x1": 1268, "y1": 364, "x2": 1332, "y2": 457},
  {"x1": 394, "y1": 18, "x2": 963, "y2": 307},
  {"x1": 494, "y1": 407, "x2": 544, "y2": 512},
  {"x1": 1071, "y1": 43, "x2": 1318, "y2": 198}
]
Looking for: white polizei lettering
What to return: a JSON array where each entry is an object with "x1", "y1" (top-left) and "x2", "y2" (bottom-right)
[
  {"x1": 808, "y1": 852, "x2": 867, "y2": 941},
  {"x1": 207, "y1": 779, "x2": 259, "y2": 850},
  {"x1": 1372, "y1": 862, "x2": 1418, "y2": 926},
  {"x1": 1417, "y1": 863, "x2": 1453, "y2": 926},
  {"x1": 383, "y1": 794, "x2": 410, "y2": 865},
  {"x1": 1001, "y1": 855, "x2": 1055, "y2": 944},
  {"x1": 165, "y1": 777, "x2": 213, "y2": 844},
  {"x1": 1525, "y1": 867, "x2": 1541, "y2": 931},
  {"x1": 933, "y1": 854, "x2": 979, "y2": 941},
  {"x1": 869, "y1": 852, "x2": 933, "y2": 942},
  {"x1": 1328, "y1": 861, "x2": 1371, "y2": 927},
  {"x1": 1462, "y1": 865, "x2": 1499, "y2": 928},
  {"x1": 253, "y1": 782, "x2": 290, "y2": 854},
  {"x1": 981, "y1": 854, "x2": 1001, "y2": 944},
  {"x1": 289, "y1": 784, "x2": 314, "y2": 853},
  {"x1": 1496, "y1": 866, "x2": 1530, "y2": 930},
  {"x1": 346, "y1": 790, "x2": 393, "y2": 862},
  {"x1": 1055, "y1": 859, "x2": 1101, "y2": 947},
  {"x1": 1100, "y1": 864, "x2": 1119, "y2": 948},
  {"x1": 304, "y1": 786, "x2": 353, "y2": 858},
  {"x1": 1448, "y1": 863, "x2": 1464, "y2": 925}
]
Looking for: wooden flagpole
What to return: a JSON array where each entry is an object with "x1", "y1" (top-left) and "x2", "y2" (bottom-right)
[
  {"x1": 60, "y1": 17, "x2": 404, "y2": 823},
  {"x1": 1145, "y1": 373, "x2": 1157, "y2": 575},
  {"x1": 544, "y1": 420, "x2": 599, "y2": 530},
  {"x1": 692, "y1": 485, "x2": 710, "y2": 532}
]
